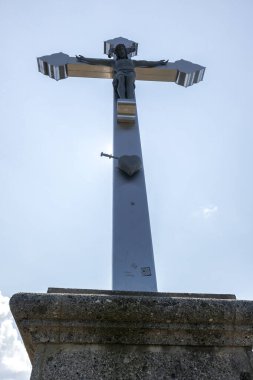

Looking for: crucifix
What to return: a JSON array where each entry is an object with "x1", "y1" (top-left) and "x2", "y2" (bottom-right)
[{"x1": 37, "y1": 36, "x2": 205, "y2": 292}]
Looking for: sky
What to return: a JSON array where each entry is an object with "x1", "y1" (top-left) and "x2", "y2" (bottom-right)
[{"x1": 1, "y1": 0, "x2": 253, "y2": 378}]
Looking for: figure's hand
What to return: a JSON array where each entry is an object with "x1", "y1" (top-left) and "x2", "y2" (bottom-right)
[{"x1": 160, "y1": 60, "x2": 169, "y2": 65}]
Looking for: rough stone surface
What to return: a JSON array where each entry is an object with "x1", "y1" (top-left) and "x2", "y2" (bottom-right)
[
  {"x1": 10, "y1": 290, "x2": 253, "y2": 380},
  {"x1": 31, "y1": 344, "x2": 253, "y2": 380}
]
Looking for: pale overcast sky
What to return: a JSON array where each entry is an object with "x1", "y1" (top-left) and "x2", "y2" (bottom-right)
[{"x1": 1, "y1": 1, "x2": 253, "y2": 378}]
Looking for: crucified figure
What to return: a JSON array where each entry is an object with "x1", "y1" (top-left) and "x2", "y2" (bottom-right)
[{"x1": 76, "y1": 43, "x2": 168, "y2": 99}]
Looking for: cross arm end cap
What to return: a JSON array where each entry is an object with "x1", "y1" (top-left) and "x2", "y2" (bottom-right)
[
  {"x1": 175, "y1": 59, "x2": 206, "y2": 87},
  {"x1": 37, "y1": 52, "x2": 73, "y2": 80}
]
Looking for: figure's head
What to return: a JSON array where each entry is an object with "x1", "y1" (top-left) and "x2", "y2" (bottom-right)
[{"x1": 114, "y1": 44, "x2": 128, "y2": 59}]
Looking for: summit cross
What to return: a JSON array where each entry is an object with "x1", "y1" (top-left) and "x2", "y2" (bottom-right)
[{"x1": 37, "y1": 36, "x2": 205, "y2": 292}]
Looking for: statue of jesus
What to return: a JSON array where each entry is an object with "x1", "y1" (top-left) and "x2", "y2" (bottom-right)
[{"x1": 76, "y1": 43, "x2": 168, "y2": 99}]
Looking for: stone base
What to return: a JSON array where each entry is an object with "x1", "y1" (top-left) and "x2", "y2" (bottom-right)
[{"x1": 10, "y1": 289, "x2": 253, "y2": 380}]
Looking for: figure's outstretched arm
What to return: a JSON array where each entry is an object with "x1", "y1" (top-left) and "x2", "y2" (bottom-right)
[
  {"x1": 76, "y1": 55, "x2": 113, "y2": 66},
  {"x1": 133, "y1": 59, "x2": 168, "y2": 68}
]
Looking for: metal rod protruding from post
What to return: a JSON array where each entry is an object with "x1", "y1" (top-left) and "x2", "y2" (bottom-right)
[{"x1": 101, "y1": 152, "x2": 119, "y2": 160}]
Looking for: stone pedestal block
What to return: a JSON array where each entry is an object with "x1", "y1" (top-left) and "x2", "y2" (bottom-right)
[{"x1": 10, "y1": 289, "x2": 253, "y2": 380}]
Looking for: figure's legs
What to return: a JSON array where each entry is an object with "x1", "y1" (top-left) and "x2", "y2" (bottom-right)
[
  {"x1": 126, "y1": 72, "x2": 136, "y2": 99},
  {"x1": 117, "y1": 74, "x2": 126, "y2": 99}
]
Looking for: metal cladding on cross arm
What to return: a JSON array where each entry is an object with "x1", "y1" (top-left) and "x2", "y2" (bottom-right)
[{"x1": 175, "y1": 59, "x2": 205, "y2": 87}]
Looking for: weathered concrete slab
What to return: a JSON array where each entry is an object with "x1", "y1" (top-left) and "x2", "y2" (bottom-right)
[{"x1": 10, "y1": 291, "x2": 253, "y2": 380}]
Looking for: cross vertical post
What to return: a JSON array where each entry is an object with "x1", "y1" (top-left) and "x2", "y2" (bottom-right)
[
  {"x1": 37, "y1": 36, "x2": 205, "y2": 292},
  {"x1": 112, "y1": 92, "x2": 157, "y2": 291}
]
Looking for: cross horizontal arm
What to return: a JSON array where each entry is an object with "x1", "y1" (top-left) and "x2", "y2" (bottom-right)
[
  {"x1": 68, "y1": 62, "x2": 178, "y2": 82},
  {"x1": 37, "y1": 53, "x2": 205, "y2": 87}
]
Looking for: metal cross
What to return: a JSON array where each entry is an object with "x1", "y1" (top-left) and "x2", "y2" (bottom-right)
[{"x1": 37, "y1": 36, "x2": 205, "y2": 292}]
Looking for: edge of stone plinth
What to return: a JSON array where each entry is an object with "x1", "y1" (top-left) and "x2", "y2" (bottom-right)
[
  {"x1": 10, "y1": 290, "x2": 253, "y2": 364},
  {"x1": 47, "y1": 287, "x2": 236, "y2": 299}
]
